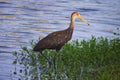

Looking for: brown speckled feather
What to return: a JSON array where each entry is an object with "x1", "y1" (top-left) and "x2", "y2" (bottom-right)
[{"x1": 33, "y1": 28, "x2": 73, "y2": 52}]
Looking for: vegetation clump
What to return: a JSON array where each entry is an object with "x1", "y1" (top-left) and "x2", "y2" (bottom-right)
[{"x1": 12, "y1": 37, "x2": 120, "y2": 80}]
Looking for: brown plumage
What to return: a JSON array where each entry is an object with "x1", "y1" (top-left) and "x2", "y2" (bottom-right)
[
  {"x1": 33, "y1": 12, "x2": 89, "y2": 52},
  {"x1": 33, "y1": 12, "x2": 89, "y2": 68}
]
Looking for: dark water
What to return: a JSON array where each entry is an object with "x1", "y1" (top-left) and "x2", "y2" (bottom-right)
[{"x1": 0, "y1": 0, "x2": 120, "y2": 79}]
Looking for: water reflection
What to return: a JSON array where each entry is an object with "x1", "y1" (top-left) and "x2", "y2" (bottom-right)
[{"x1": 0, "y1": 0, "x2": 120, "y2": 79}]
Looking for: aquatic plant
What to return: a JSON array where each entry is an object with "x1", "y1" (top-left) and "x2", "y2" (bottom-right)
[{"x1": 11, "y1": 37, "x2": 120, "y2": 80}]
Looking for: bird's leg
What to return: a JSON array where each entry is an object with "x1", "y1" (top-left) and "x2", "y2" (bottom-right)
[
  {"x1": 53, "y1": 53, "x2": 57, "y2": 69},
  {"x1": 40, "y1": 52, "x2": 51, "y2": 68},
  {"x1": 53, "y1": 50, "x2": 59, "y2": 69}
]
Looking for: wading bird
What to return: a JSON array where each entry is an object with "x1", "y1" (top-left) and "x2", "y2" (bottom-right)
[{"x1": 33, "y1": 12, "x2": 89, "y2": 68}]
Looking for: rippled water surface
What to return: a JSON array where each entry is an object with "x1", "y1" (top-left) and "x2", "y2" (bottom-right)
[{"x1": 0, "y1": 0, "x2": 120, "y2": 79}]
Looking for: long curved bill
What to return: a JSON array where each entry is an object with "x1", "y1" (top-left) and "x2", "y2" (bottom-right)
[{"x1": 78, "y1": 15, "x2": 90, "y2": 26}]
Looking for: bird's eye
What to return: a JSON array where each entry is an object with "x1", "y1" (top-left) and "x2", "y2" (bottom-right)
[{"x1": 77, "y1": 13, "x2": 79, "y2": 16}]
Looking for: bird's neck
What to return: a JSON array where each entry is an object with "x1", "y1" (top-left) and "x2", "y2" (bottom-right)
[{"x1": 69, "y1": 16, "x2": 75, "y2": 29}]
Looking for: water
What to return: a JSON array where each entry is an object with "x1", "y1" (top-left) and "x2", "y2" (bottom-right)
[{"x1": 0, "y1": 0, "x2": 120, "y2": 79}]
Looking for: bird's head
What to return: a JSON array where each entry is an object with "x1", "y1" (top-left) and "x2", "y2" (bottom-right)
[{"x1": 72, "y1": 12, "x2": 90, "y2": 26}]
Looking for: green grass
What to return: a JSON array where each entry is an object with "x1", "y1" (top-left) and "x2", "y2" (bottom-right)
[{"x1": 12, "y1": 37, "x2": 120, "y2": 80}]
